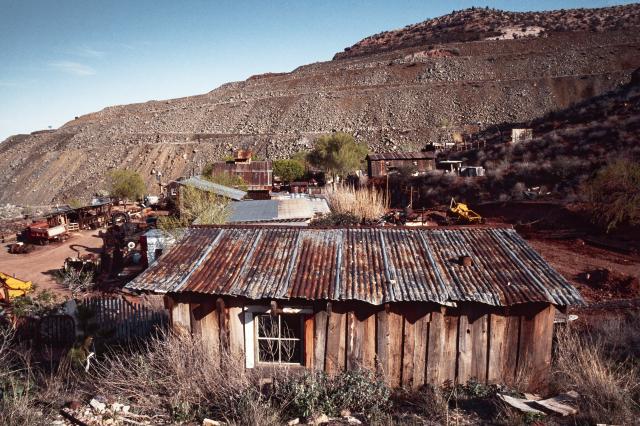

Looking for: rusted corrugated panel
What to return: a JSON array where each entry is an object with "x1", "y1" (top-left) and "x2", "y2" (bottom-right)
[
  {"x1": 208, "y1": 161, "x2": 273, "y2": 190},
  {"x1": 125, "y1": 226, "x2": 583, "y2": 307},
  {"x1": 368, "y1": 152, "x2": 436, "y2": 161}
]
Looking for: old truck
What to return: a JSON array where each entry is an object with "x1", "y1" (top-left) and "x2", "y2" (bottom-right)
[{"x1": 23, "y1": 221, "x2": 68, "y2": 245}]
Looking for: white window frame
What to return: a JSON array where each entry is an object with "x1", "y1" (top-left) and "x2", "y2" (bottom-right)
[{"x1": 243, "y1": 306, "x2": 312, "y2": 368}]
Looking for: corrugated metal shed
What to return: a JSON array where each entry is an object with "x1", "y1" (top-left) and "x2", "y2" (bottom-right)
[
  {"x1": 126, "y1": 226, "x2": 583, "y2": 307},
  {"x1": 228, "y1": 198, "x2": 330, "y2": 224},
  {"x1": 179, "y1": 176, "x2": 247, "y2": 201},
  {"x1": 367, "y1": 152, "x2": 436, "y2": 161}
]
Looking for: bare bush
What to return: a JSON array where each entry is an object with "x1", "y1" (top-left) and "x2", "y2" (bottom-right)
[
  {"x1": 90, "y1": 331, "x2": 279, "y2": 424},
  {"x1": 324, "y1": 185, "x2": 387, "y2": 223},
  {"x1": 553, "y1": 317, "x2": 640, "y2": 424}
]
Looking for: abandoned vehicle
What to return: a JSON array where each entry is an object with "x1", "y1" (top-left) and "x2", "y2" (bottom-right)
[
  {"x1": 126, "y1": 225, "x2": 583, "y2": 390},
  {"x1": 367, "y1": 151, "x2": 436, "y2": 178}
]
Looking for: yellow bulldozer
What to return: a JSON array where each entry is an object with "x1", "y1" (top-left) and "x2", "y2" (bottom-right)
[
  {"x1": 0, "y1": 271, "x2": 33, "y2": 300},
  {"x1": 448, "y1": 198, "x2": 483, "y2": 224}
]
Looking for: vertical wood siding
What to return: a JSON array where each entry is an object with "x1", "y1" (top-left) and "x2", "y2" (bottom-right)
[{"x1": 169, "y1": 296, "x2": 556, "y2": 391}]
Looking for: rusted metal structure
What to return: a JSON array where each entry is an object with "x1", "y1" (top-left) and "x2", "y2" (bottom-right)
[
  {"x1": 47, "y1": 201, "x2": 113, "y2": 230},
  {"x1": 206, "y1": 159, "x2": 273, "y2": 198},
  {"x1": 367, "y1": 152, "x2": 436, "y2": 178},
  {"x1": 126, "y1": 225, "x2": 582, "y2": 390}
]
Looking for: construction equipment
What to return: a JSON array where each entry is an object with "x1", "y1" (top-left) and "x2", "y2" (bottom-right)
[
  {"x1": 448, "y1": 198, "x2": 483, "y2": 224},
  {"x1": 0, "y1": 271, "x2": 33, "y2": 299}
]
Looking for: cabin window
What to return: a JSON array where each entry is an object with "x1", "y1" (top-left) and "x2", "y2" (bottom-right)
[{"x1": 255, "y1": 314, "x2": 303, "y2": 364}]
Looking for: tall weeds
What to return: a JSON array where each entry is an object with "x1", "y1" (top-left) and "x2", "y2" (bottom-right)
[
  {"x1": 324, "y1": 185, "x2": 387, "y2": 222},
  {"x1": 553, "y1": 315, "x2": 640, "y2": 424}
]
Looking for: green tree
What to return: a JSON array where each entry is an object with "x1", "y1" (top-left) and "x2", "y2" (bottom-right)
[
  {"x1": 584, "y1": 159, "x2": 640, "y2": 231},
  {"x1": 108, "y1": 169, "x2": 146, "y2": 202},
  {"x1": 273, "y1": 159, "x2": 305, "y2": 183},
  {"x1": 307, "y1": 132, "x2": 368, "y2": 186}
]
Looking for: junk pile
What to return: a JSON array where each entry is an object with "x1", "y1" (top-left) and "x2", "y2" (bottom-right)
[{"x1": 56, "y1": 396, "x2": 173, "y2": 425}]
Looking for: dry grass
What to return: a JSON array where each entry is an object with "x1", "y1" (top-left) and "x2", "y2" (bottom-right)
[
  {"x1": 90, "y1": 331, "x2": 280, "y2": 425},
  {"x1": 0, "y1": 326, "x2": 79, "y2": 425},
  {"x1": 324, "y1": 184, "x2": 387, "y2": 222},
  {"x1": 553, "y1": 314, "x2": 640, "y2": 424}
]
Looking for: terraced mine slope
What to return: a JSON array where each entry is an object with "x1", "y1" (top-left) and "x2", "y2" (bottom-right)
[{"x1": 1, "y1": 5, "x2": 640, "y2": 205}]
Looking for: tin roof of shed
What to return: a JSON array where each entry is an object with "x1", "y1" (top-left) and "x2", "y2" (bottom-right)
[
  {"x1": 367, "y1": 152, "x2": 436, "y2": 161},
  {"x1": 126, "y1": 226, "x2": 583, "y2": 307},
  {"x1": 178, "y1": 176, "x2": 247, "y2": 201}
]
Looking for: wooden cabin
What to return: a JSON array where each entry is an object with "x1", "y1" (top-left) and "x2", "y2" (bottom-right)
[
  {"x1": 126, "y1": 226, "x2": 582, "y2": 391},
  {"x1": 367, "y1": 152, "x2": 436, "y2": 178}
]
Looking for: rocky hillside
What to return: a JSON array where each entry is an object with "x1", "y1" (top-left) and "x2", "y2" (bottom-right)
[
  {"x1": 2, "y1": 5, "x2": 640, "y2": 205},
  {"x1": 335, "y1": 5, "x2": 640, "y2": 59}
]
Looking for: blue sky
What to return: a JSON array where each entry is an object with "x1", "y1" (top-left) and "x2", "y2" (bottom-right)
[{"x1": 0, "y1": 0, "x2": 634, "y2": 140}]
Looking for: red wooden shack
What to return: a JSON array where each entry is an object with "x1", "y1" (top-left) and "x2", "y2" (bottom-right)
[
  {"x1": 367, "y1": 152, "x2": 436, "y2": 178},
  {"x1": 126, "y1": 225, "x2": 582, "y2": 390}
]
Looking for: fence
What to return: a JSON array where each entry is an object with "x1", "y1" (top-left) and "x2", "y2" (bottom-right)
[
  {"x1": 10, "y1": 297, "x2": 168, "y2": 349},
  {"x1": 79, "y1": 296, "x2": 168, "y2": 344}
]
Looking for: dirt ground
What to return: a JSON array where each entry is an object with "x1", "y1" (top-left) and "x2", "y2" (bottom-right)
[
  {"x1": 0, "y1": 230, "x2": 103, "y2": 297},
  {"x1": 527, "y1": 237, "x2": 640, "y2": 303}
]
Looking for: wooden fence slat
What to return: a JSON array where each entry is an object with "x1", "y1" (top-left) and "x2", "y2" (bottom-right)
[
  {"x1": 347, "y1": 309, "x2": 376, "y2": 370},
  {"x1": 426, "y1": 309, "x2": 444, "y2": 384},
  {"x1": 518, "y1": 305, "x2": 555, "y2": 391},
  {"x1": 442, "y1": 312, "x2": 458, "y2": 384},
  {"x1": 314, "y1": 310, "x2": 328, "y2": 371},
  {"x1": 407, "y1": 312, "x2": 429, "y2": 389},
  {"x1": 325, "y1": 309, "x2": 346, "y2": 375},
  {"x1": 457, "y1": 313, "x2": 472, "y2": 384},
  {"x1": 228, "y1": 306, "x2": 244, "y2": 358},
  {"x1": 304, "y1": 315, "x2": 314, "y2": 369}
]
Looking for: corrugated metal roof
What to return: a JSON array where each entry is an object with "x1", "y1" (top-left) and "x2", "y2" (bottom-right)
[
  {"x1": 126, "y1": 226, "x2": 583, "y2": 307},
  {"x1": 368, "y1": 152, "x2": 436, "y2": 161},
  {"x1": 228, "y1": 198, "x2": 330, "y2": 224},
  {"x1": 179, "y1": 176, "x2": 247, "y2": 201}
]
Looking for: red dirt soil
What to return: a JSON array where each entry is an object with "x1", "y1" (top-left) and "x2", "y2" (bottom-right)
[
  {"x1": 0, "y1": 230, "x2": 103, "y2": 297},
  {"x1": 527, "y1": 237, "x2": 640, "y2": 303}
]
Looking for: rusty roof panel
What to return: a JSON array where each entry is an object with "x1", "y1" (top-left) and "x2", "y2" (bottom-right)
[
  {"x1": 126, "y1": 226, "x2": 583, "y2": 307},
  {"x1": 367, "y1": 152, "x2": 436, "y2": 161}
]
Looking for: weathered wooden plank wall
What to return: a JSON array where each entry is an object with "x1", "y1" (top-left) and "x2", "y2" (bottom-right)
[{"x1": 169, "y1": 295, "x2": 556, "y2": 391}]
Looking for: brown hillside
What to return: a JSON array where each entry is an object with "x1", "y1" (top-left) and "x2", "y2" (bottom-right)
[{"x1": 1, "y1": 5, "x2": 640, "y2": 205}]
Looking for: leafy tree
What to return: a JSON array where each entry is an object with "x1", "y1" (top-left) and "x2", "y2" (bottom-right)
[
  {"x1": 108, "y1": 169, "x2": 146, "y2": 202},
  {"x1": 584, "y1": 159, "x2": 640, "y2": 231},
  {"x1": 307, "y1": 132, "x2": 368, "y2": 186},
  {"x1": 274, "y1": 159, "x2": 305, "y2": 183}
]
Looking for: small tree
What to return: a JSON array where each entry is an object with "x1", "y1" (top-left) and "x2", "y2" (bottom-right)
[
  {"x1": 584, "y1": 159, "x2": 640, "y2": 231},
  {"x1": 108, "y1": 169, "x2": 146, "y2": 202},
  {"x1": 273, "y1": 159, "x2": 305, "y2": 183},
  {"x1": 307, "y1": 132, "x2": 368, "y2": 186}
]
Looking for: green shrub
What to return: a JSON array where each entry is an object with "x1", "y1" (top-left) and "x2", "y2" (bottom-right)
[
  {"x1": 583, "y1": 158, "x2": 640, "y2": 231},
  {"x1": 272, "y1": 369, "x2": 391, "y2": 419},
  {"x1": 273, "y1": 159, "x2": 305, "y2": 183},
  {"x1": 108, "y1": 169, "x2": 146, "y2": 202}
]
